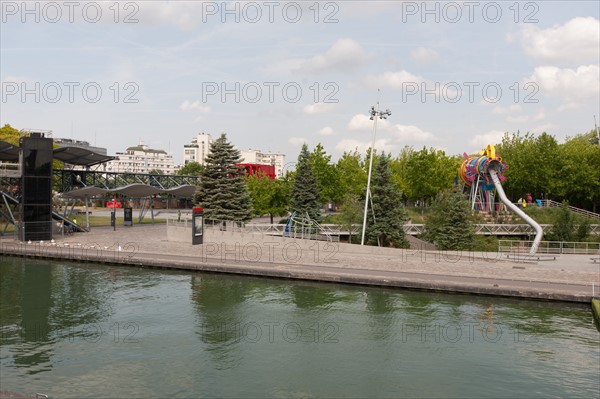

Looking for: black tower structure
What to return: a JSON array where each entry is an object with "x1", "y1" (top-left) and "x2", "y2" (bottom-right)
[{"x1": 19, "y1": 133, "x2": 53, "y2": 241}]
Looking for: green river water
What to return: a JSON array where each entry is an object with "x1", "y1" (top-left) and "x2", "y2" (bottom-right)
[{"x1": 0, "y1": 257, "x2": 598, "y2": 398}]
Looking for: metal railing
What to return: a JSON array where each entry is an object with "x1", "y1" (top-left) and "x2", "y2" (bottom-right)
[
  {"x1": 236, "y1": 223, "x2": 600, "y2": 237},
  {"x1": 0, "y1": 162, "x2": 21, "y2": 178},
  {"x1": 499, "y1": 240, "x2": 600, "y2": 255},
  {"x1": 541, "y1": 199, "x2": 600, "y2": 220}
]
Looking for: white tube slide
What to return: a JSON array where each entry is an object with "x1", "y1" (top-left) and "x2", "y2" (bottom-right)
[{"x1": 488, "y1": 168, "x2": 543, "y2": 255}]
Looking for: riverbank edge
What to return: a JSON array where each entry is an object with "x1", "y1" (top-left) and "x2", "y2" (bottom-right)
[
  {"x1": 1, "y1": 245, "x2": 594, "y2": 304},
  {"x1": 592, "y1": 298, "x2": 600, "y2": 325}
]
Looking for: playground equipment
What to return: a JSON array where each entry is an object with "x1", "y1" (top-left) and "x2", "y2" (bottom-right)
[
  {"x1": 284, "y1": 211, "x2": 333, "y2": 241},
  {"x1": 459, "y1": 145, "x2": 543, "y2": 255}
]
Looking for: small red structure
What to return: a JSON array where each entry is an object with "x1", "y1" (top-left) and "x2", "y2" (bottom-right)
[
  {"x1": 106, "y1": 201, "x2": 122, "y2": 208},
  {"x1": 236, "y1": 163, "x2": 276, "y2": 179}
]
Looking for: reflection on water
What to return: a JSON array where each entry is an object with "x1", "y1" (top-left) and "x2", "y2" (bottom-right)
[{"x1": 1, "y1": 257, "x2": 599, "y2": 398}]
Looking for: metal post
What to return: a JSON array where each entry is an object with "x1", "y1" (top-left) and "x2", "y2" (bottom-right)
[
  {"x1": 361, "y1": 95, "x2": 392, "y2": 246},
  {"x1": 85, "y1": 196, "x2": 90, "y2": 229}
]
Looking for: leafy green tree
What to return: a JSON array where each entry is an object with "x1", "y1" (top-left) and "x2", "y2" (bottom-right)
[
  {"x1": 177, "y1": 161, "x2": 204, "y2": 176},
  {"x1": 290, "y1": 144, "x2": 321, "y2": 221},
  {"x1": 336, "y1": 149, "x2": 367, "y2": 198},
  {"x1": 365, "y1": 153, "x2": 409, "y2": 248},
  {"x1": 246, "y1": 172, "x2": 290, "y2": 223},
  {"x1": 424, "y1": 188, "x2": 475, "y2": 250},
  {"x1": 546, "y1": 204, "x2": 575, "y2": 242},
  {"x1": 0, "y1": 124, "x2": 20, "y2": 144},
  {"x1": 194, "y1": 133, "x2": 253, "y2": 221},
  {"x1": 148, "y1": 169, "x2": 164, "y2": 175},
  {"x1": 553, "y1": 132, "x2": 600, "y2": 212},
  {"x1": 339, "y1": 193, "x2": 363, "y2": 243},
  {"x1": 497, "y1": 132, "x2": 560, "y2": 201},
  {"x1": 309, "y1": 143, "x2": 342, "y2": 205},
  {"x1": 391, "y1": 146, "x2": 458, "y2": 206}
]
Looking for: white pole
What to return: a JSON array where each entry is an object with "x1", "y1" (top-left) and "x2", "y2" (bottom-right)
[{"x1": 361, "y1": 101, "x2": 380, "y2": 246}]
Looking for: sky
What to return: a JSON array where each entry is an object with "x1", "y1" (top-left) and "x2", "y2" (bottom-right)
[{"x1": 1, "y1": 1, "x2": 599, "y2": 166}]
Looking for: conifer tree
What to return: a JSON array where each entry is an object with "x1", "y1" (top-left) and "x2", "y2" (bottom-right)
[
  {"x1": 365, "y1": 153, "x2": 409, "y2": 248},
  {"x1": 290, "y1": 144, "x2": 321, "y2": 221},
  {"x1": 424, "y1": 188, "x2": 475, "y2": 250},
  {"x1": 194, "y1": 133, "x2": 253, "y2": 221}
]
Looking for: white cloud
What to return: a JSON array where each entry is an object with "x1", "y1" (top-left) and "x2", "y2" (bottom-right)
[
  {"x1": 525, "y1": 65, "x2": 600, "y2": 100},
  {"x1": 557, "y1": 102, "x2": 580, "y2": 112},
  {"x1": 492, "y1": 104, "x2": 522, "y2": 115},
  {"x1": 366, "y1": 70, "x2": 425, "y2": 90},
  {"x1": 138, "y1": 2, "x2": 216, "y2": 31},
  {"x1": 347, "y1": 113, "x2": 391, "y2": 131},
  {"x1": 303, "y1": 102, "x2": 336, "y2": 115},
  {"x1": 300, "y1": 38, "x2": 371, "y2": 74},
  {"x1": 347, "y1": 115, "x2": 433, "y2": 142},
  {"x1": 391, "y1": 125, "x2": 434, "y2": 141},
  {"x1": 512, "y1": 17, "x2": 600, "y2": 64},
  {"x1": 507, "y1": 115, "x2": 530, "y2": 124},
  {"x1": 180, "y1": 100, "x2": 210, "y2": 113},
  {"x1": 288, "y1": 137, "x2": 306, "y2": 146},
  {"x1": 335, "y1": 138, "x2": 394, "y2": 154},
  {"x1": 410, "y1": 47, "x2": 440, "y2": 66},
  {"x1": 530, "y1": 123, "x2": 558, "y2": 134},
  {"x1": 470, "y1": 130, "x2": 507, "y2": 148},
  {"x1": 318, "y1": 127, "x2": 335, "y2": 136}
]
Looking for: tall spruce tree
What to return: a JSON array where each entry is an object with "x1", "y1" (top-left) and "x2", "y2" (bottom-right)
[
  {"x1": 365, "y1": 153, "x2": 409, "y2": 248},
  {"x1": 423, "y1": 188, "x2": 475, "y2": 250},
  {"x1": 194, "y1": 133, "x2": 253, "y2": 221},
  {"x1": 290, "y1": 144, "x2": 321, "y2": 221}
]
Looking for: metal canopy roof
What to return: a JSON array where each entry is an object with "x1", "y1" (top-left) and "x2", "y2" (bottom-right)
[
  {"x1": 112, "y1": 183, "x2": 163, "y2": 197},
  {"x1": 163, "y1": 185, "x2": 197, "y2": 197},
  {"x1": 53, "y1": 146, "x2": 115, "y2": 166},
  {"x1": 60, "y1": 186, "x2": 110, "y2": 198},
  {"x1": 0, "y1": 141, "x2": 115, "y2": 166},
  {"x1": 0, "y1": 140, "x2": 20, "y2": 162},
  {"x1": 61, "y1": 184, "x2": 165, "y2": 198}
]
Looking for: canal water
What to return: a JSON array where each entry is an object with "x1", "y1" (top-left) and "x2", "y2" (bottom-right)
[{"x1": 1, "y1": 257, "x2": 598, "y2": 398}]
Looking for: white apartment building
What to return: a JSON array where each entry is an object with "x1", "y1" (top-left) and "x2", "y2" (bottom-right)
[
  {"x1": 105, "y1": 141, "x2": 176, "y2": 174},
  {"x1": 240, "y1": 149, "x2": 286, "y2": 178},
  {"x1": 183, "y1": 132, "x2": 213, "y2": 165}
]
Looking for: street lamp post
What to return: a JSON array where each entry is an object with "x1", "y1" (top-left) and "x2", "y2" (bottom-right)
[{"x1": 360, "y1": 101, "x2": 391, "y2": 246}]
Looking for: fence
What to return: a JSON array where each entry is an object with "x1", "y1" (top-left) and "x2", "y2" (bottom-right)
[{"x1": 499, "y1": 240, "x2": 600, "y2": 255}]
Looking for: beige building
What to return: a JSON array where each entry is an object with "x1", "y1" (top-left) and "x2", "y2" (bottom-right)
[
  {"x1": 183, "y1": 132, "x2": 213, "y2": 165},
  {"x1": 106, "y1": 141, "x2": 176, "y2": 174},
  {"x1": 240, "y1": 149, "x2": 286, "y2": 178}
]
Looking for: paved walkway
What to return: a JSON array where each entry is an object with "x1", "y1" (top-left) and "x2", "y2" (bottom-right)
[{"x1": 1, "y1": 224, "x2": 598, "y2": 302}]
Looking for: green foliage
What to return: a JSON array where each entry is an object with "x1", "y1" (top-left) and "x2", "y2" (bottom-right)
[
  {"x1": 497, "y1": 132, "x2": 560, "y2": 201},
  {"x1": 0, "y1": 124, "x2": 20, "y2": 145},
  {"x1": 552, "y1": 131, "x2": 600, "y2": 211},
  {"x1": 177, "y1": 161, "x2": 204, "y2": 176},
  {"x1": 290, "y1": 144, "x2": 321, "y2": 222},
  {"x1": 309, "y1": 143, "x2": 342, "y2": 204},
  {"x1": 424, "y1": 188, "x2": 475, "y2": 250},
  {"x1": 365, "y1": 153, "x2": 409, "y2": 248},
  {"x1": 339, "y1": 193, "x2": 363, "y2": 243},
  {"x1": 391, "y1": 146, "x2": 459, "y2": 204},
  {"x1": 245, "y1": 172, "x2": 290, "y2": 223},
  {"x1": 148, "y1": 169, "x2": 164, "y2": 175},
  {"x1": 546, "y1": 202, "x2": 593, "y2": 242},
  {"x1": 194, "y1": 133, "x2": 253, "y2": 221},
  {"x1": 336, "y1": 149, "x2": 367, "y2": 198},
  {"x1": 547, "y1": 204, "x2": 575, "y2": 242}
]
